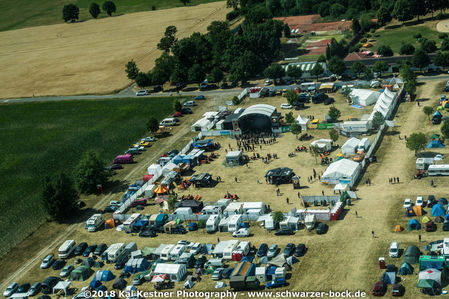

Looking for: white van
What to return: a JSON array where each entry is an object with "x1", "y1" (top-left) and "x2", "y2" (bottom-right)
[
  {"x1": 389, "y1": 242, "x2": 399, "y2": 258},
  {"x1": 160, "y1": 118, "x2": 177, "y2": 127},
  {"x1": 58, "y1": 240, "x2": 76, "y2": 259}
]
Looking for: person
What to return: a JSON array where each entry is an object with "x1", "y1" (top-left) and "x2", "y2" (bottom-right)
[
  {"x1": 286, "y1": 198, "x2": 289, "y2": 204},
  {"x1": 397, "y1": 177, "x2": 400, "y2": 183},
  {"x1": 393, "y1": 177, "x2": 396, "y2": 184},
  {"x1": 217, "y1": 237, "x2": 220, "y2": 243},
  {"x1": 419, "y1": 234, "x2": 421, "y2": 242},
  {"x1": 322, "y1": 190, "x2": 324, "y2": 196},
  {"x1": 355, "y1": 211, "x2": 358, "y2": 218},
  {"x1": 276, "y1": 188, "x2": 280, "y2": 196},
  {"x1": 235, "y1": 177, "x2": 238, "y2": 183},
  {"x1": 431, "y1": 179, "x2": 434, "y2": 187},
  {"x1": 371, "y1": 231, "x2": 375, "y2": 238},
  {"x1": 298, "y1": 192, "x2": 300, "y2": 199},
  {"x1": 257, "y1": 177, "x2": 259, "y2": 184}
]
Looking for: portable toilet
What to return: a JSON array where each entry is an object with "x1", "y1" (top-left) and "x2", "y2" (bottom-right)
[{"x1": 379, "y1": 257, "x2": 386, "y2": 269}]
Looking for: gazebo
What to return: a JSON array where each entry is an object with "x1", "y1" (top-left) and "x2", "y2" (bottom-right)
[
  {"x1": 154, "y1": 184, "x2": 168, "y2": 195},
  {"x1": 53, "y1": 281, "x2": 72, "y2": 295}
]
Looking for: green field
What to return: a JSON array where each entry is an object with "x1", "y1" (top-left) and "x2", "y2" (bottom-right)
[
  {"x1": 0, "y1": 97, "x2": 175, "y2": 257},
  {"x1": 371, "y1": 24, "x2": 441, "y2": 54},
  {"x1": 0, "y1": 0, "x2": 221, "y2": 32}
]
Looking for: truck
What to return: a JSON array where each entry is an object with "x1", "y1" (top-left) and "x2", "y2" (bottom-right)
[
  {"x1": 357, "y1": 138, "x2": 370, "y2": 152},
  {"x1": 206, "y1": 215, "x2": 220, "y2": 233},
  {"x1": 230, "y1": 276, "x2": 260, "y2": 290},
  {"x1": 85, "y1": 214, "x2": 105, "y2": 232},
  {"x1": 304, "y1": 214, "x2": 316, "y2": 231}
]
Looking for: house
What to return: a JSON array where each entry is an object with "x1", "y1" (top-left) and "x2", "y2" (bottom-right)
[
  {"x1": 153, "y1": 263, "x2": 187, "y2": 282},
  {"x1": 321, "y1": 159, "x2": 361, "y2": 187}
]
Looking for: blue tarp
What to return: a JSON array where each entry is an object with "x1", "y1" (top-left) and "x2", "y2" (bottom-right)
[
  {"x1": 95, "y1": 270, "x2": 116, "y2": 281},
  {"x1": 409, "y1": 219, "x2": 421, "y2": 231},
  {"x1": 426, "y1": 140, "x2": 445, "y2": 148},
  {"x1": 173, "y1": 154, "x2": 193, "y2": 165},
  {"x1": 193, "y1": 139, "x2": 214, "y2": 149},
  {"x1": 431, "y1": 204, "x2": 445, "y2": 217}
]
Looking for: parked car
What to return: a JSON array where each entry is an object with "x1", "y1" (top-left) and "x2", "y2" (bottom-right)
[
  {"x1": 17, "y1": 283, "x2": 31, "y2": 294},
  {"x1": 266, "y1": 278, "x2": 288, "y2": 289},
  {"x1": 316, "y1": 223, "x2": 328, "y2": 234},
  {"x1": 392, "y1": 283, "x2": 405, "y2": 296},
  {"x1": 136, "y1": 90, "x2": 149, "y2": 96},
  {"x1": 60, "y1": 265, "x2": 74, "y2": 278},
  {"x1": 233, "y1": 228, "x2": 250, "y2": 237},
  {"x1": 109, "y1": 200, "x2": 122, "y2": 207},
  {"x1": 280, "y1": 103, "x2": 292, "y2": 109},
  {"x1": 274, "y1": 229, "x2": 294, "y2": 236},
  {"x1": 372, "y1": 281, "x2": 387, "y2": 296},
  {"x1": 212, "y1": 268, "x2": 224, "y2": 280},
  {"x1": 190, "y1": 243, "x2": 202, "y2": 255},
  {"x1": 257, "y1": 243, "x2": 268, "y2": 257},
  {"x1": 132, "y1": 274, "x2": 146, "y2": 286},
  {"x1": 106, "y1": 164, "x2": 123, "y2": 170},
  {"x1": 194, "y1": 95, "x2": 205, "y2": 100},
  {"x1": 83, "y1": 245, "x2": 97, "y2": 257},
  {"x1": 139, "y1": 228, "x2": 157, "y2": 238},
  {"x1": 41, "y1": 277, "x2": 61, "y2": 294},
  {"x1": 52, "y1": 259, "x2": 66, "y2": 270},
  {"x1": 114, "y1": 255, "x2": 129, "y2": 270},
  {"x1": 172, "y1": 112, "x2": 182, "y2": 117},
  {"x1": 222, "y1": 268, "x2": 233, "y2": 279},
  {"x1": 74, "y1": 242, "x2": 88, "y2": 256},
  {"x1": 220, "y1": 82, "x2": 229, "y2": 89},
  {"x1": 194, "y1": 255, "x2": 207, "y2": 268},
  {"x1": 142, "y1": 136, "x2": 156, "y2": 142},
  {"x1": 403, "y1": 198, "x2": 412, "y2": 209},
  {"x1": 294, "y1": 244, "x2": 306, "y2": 257},
  {"x1": 264, "y1": 79, "x2": 273, "y2": 86},
  {"x1": 104, "y1": 205, "x2": 118, "y2": 213},
  {"x1": 181, "y1": 107, "x2": 193, "y2": 114},
  {"x1": 183, "y1": 100, "x2": 196, "y2": 107},
  {"x1": 389, "y1": 242, "x2": 399, "y2": 258},
  {"x1": 267, "y1": 244, "x2": 279, "y2": 258},
  {"x1": 177, "y1": 240, "x2": 194, "y2": 248},
  {"x1": 27, "y1": 282, "x2": 42, "y2": 297},
  {"x1": 416, "y1": 196, "x2": 424, "y2": 206},
  {"x1": 153, "y1": 85, "x2": 163, "y2": 92},
  {"x1": 283, "y1": 243, "x2": 295, "y2": 257},
  {"x1": 40, "y1": 254, "x2": 55, "y2": 269},
  {"x1": 427, "y1": 195, "x2": 436, "y2": 208},
  {"x1": 3, "y1": 282, "x2": 19, "y2": 297}
]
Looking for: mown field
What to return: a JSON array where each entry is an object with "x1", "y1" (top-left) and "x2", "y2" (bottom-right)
[
  {"x1": 0, "y1": 0, "x2": 221, "y2": 32},
  {"x1": 0, "y1": 97, "x2": 176, "y2": 258}
]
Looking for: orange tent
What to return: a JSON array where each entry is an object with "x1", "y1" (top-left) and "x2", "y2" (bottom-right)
[
  {"x1": 105, "y1": 218, "x2": 120, "y2": 228},
  {"x1": 394, "y1": 225, "x2": 404, "y2": 232},
  {"x1": 413, "y1": 206, "x2": 423, "y2": 216},
  {"x1": 154, "y1": 184, "x2": 168, "y2": 195}
]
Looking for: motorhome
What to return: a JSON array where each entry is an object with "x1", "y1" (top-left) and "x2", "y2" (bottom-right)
[
  {"x1": 160, "y1": 244, "x2": 176, "y2": 261},
  {"x1": 170, "y1": 244, "x2": 187, "y2": 260},
  {"x1": 85, "y1": 214, "x2": 105, "y2": 232},
  {"x1": 228, "y1": 214, "x2": 243, "y2": 232},
  {"x1": 416, "y1": 158, "x2": 435, "y2": 170},
  {"x1": 123, "y1": 213, "x2": 141, "y2": 233},
  {"x1": 108, "y1": 243, "x2": 126, "y2": 262},
  {"x1": 58, "y1": 240, "x2": 76, "y2": 259},
  {"x1": 428, "y1": 164, "x2": 449, "y2": 176},
  {"x1": 206, "y1": 215, "x2": 220, "y2": 233},
  {"x1": 223, "y1": 240, "x2": 240, "y2": 260}
]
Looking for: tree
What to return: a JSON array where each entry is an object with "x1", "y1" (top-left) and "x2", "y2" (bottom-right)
[
  {"x1": 377, "y1": 6, "x2": 392, "y2": 25},
  {"x1": 89, "y1": 3, "x2": 101, "y2": 18},
  {"x1": 342, "y1": 86, "x2": 352, "y2": 102},
  {"x1": 328, "y1": 56, "x2": 346, "y2": 76},
  {"x1": 102, "y1": 1, "x2": 116, "y2": 16},
  {"x1": 283, "y1": 23, "x2": 291, "y2": 38},
  {"x1": 174, "y1": 99, "x2": 182, "y2": 112},
  {"x1": 309, "y1": 145, "x2": 321, "y2": 164},
  {"x1": 285, "y1": 112, "x2": 295, "y2": 124},
  {"x1": 286, "y1": 65, "x2": 303, "y2": 82},
  {"x1": 350, "y1": 61, "x2": 366, "y2": 78},
  {"x1": 328, "y1": 106, "x2": 341, "y2": 122},
  {"x1": 373, "y1": 60, "x2": 389, "y2": 76},
  {"x1": 433, "y1": 51, "x2": 449, "y2": 69},
  {"x1": 421, "y1": 39, "x2": 437, "y2": 53},
  {"x1": 406, "y1": 132, "x2": 427, "y2": 156},
  {"x1": 135, "y1": 72, "x2": 151, "y2": 87},
  {"x1": 285, "y1": 89, "x2": 297, "y2": 105},
  {"x1": 147, "y1": 117, "x2": 159, "y2": 133},
  {"x1": 400, "y1": 43, "x2": 415, "y2": 55},
  {"x1": 310, "y1": 63, "x2": 324, "y2": 80},
  {"x1": 62, "y1": 4, "x2": 79, "y2": 22},
  {"x1": 330, "y1": 3, "x2": 345, "y2": 18},
  {"x1": 405, "y1": 80, "x2": 417, "y2": 97},
  {"x1": 188, "y1": 64, "x2": 205, "y2": 86},
  {"x1": 400, "y1": 64, "x2": 417, "y2": 82},
  {"x1": 271, "y1": 211, "x2": 284, "y2": 224},
  {"x1": 423, "y1": 106, "x2": 434, "y2": 120},
  {"x1": 352, "y1": 19, "x2": 361, "y2": 35},
  {"x1": 371, "y1": 111, "x2": 385, "y2": 128},
  {"x1": 157, "y1": 26, "x2": 178, "y2": 52},
  {"x1": 167, "y1": 195, "x2": 178, "y2": 211},
  {"x1": 377, "y1": 45, "x2": 393, "y2": 57},
  {"x1": 125, "y1": 60, "x2": 139, "y2": 80},
  {"x1": 329, "y1": 128, "x2": 339, "y2": 142},
  {"x1": 317, "y1": 55, "x2": 326, "y2": 63},
  {"x1": 74, "y1": 151, "x2": 108, "y2": 194},
  {"x1": 180, "y1": 0, "x2": 190, "y2": 5},
  {"x1": 442, "y1": 119, "x2": 449, "y2": 139},
  {"x1": 290, "y1": 122, "x2": 302, "y2": 139},
  {"x1": 441, "y1": 38, "x2": 449, "y2": 51},
  {"x1": 42, "y1": 173, "x2": 79, "y2": 221},
  {"x1": 412, "y1": 48, "x2": 431, "y2": 70},
  {"x1": 393, "y1": 0, "x2": 413, "y2": 23},
  {"x1": 226, "y1": 0, "x2": 239, "y2": 9},
  {"x1": 208, "y1": 67, "x2": 224, "y2": 83},
  {"x1": 264, "y1": 64, "x2": 285, "y2": 82}
]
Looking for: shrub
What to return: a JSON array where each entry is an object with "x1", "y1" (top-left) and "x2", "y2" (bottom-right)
[
  {"x1": 436, "y1": 13, "x2": 449, "y2": 20},
  {"x1": 413, "y1": 33, "x2": 422, "y2": 39},
  {"x1": 226, "y1": 9, "x2": 240, "y2": 21},
  {"x1": 197, "y1": 219, "x2": 206, "y2": 228},
  {"x1": 364, "y1": 33, "x2": 371, "y2": 38},
  {"x1": 400, "y1": 43, "x2": 415, "y2": 55},
  {"x1": 370, "y1": 28, "x2": 376, "y2": 33},
  {"x1": 378, "y1": 45, "x2": 393, "y2": 56},
  {"x1": 439, "y1": 33, "x2": 448, "y2": 39},
  {"x1": 360, "y1": 38, "x2": 367, "y2": 43},
  {"x1": 152, "y1": 6, "x2": 156, "y2": 10}
]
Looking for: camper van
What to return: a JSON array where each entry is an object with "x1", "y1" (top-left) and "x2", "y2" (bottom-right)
[
  {"x1": 85, "y1": 214, "x2": 105, "y2": 232},
  {"x1": 108, "y1": 243, "x2": 126, "y2": 262},
  {"x1": 201, "y1": 206, "x2": 222, "y2": 215},
  {"x1": 159, "y1": 118, "x2": 177, "y2": 127},
  {"x1": 58, "y1": 240, "x2": 76, "y2": 259},
  {"x1": 160, "y1": 244, "x2": 176, "y2": 261},
  {"x1": 170, "y1": 244, "x2": 187, "y2": 260},
  {"x1": 228, "y1": 215, "x2": 243, "y2": 232},
  {"x1": 123, "y1": 213, "x2": 141, "y2": 233},
  {"x1": 223, "y1": 240, "x2": 240, "y2": 260},
  {"x1": 416, "y1": 158, "x2": 435, "y2": 170},
  {"x1": 206, "y1": 215, "x2": 220, "y2": 233},
  {"x1": 428, "y1": 164, "x2": 449, "y2": 176},
  {"x1": 357, "y1": 138, "x2": 370, "y2": 152}
]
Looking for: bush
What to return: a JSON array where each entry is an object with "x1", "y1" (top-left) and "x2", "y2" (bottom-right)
[
  {"x1": 413, "y1": 33, "x2": 422, "y2": 39},
  {"x1": 370, "y1": 28, "x2": 376, "y2": 33},
  {"x1": 364, "y1": 33, "x2": 371, "y2": 38},
  {"x1": 226, "y1": 9, "x2": 240, "y2": 21},
  {"x1": 400, "y1": 43, "x2": 415, "y2": 55},
  {"x1": 152, "y1": 6, "x2": 156, "y2": 10},
  {"x1": 439, "y1": 33, "x2": 448, "y2": 39},
  {"x1": 378, "y1": 45, "x2": 393, "y2": 56},
  {"x1": 360, "y1": 38, "x2": 367, "y2": 43},
  {"x1": 436, "y1": 13, "x2": 449, "y2": 20},
  {"x1": 197, "y1": 219, "x2": 206, "y2": 228}
]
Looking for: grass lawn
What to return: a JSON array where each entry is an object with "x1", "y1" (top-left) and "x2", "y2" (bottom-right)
[
  {"x1": 308, "y1": 34, "x2": 345, "y2": 41},
  {"x1": 371, "y1": 24, "x2": 441, "y2": 54},
  {"x1": 0, "y1": 97, "x2": 176, "y2": 257},
  {"x1": 0, "y1": 0, "x2": 222, "y2": 32}
]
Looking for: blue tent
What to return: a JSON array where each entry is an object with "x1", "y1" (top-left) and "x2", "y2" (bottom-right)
[
  {"x1": 431, "y1": 204, "x2": 445, "y2": 217},
  {"x1": 193, "y1": 139, "x2": 214, "y2": 149},
  {"x1": 426, "y1": 140, "x2": 445, "y2": 148},
  {"x1": 405, "y1": 207, "x2": 416, "y2": 217},
  {"x1": 399, "y1": 262, "x2": 414, "y2": 275},
  {"x1": 445, "y1": 214, "x2": 449, "y2": 220},
  {"x1": 133, "y1": 219, "x2": 149, "y2": 230},
  {"x1": 95, "y1": 270, "x2": 116, "y2": 282},
  {"x1": 438, "y1": 198, "x2": 448, "y2": 205},
  {"x1": 89, "y1": 279, "x2": 102, "y2": 289},
  {"x1": 433, "y1": 111, "x2": 442, "y2": 117},
  {"x1": 381, "y1": 272, "x2": 396, "y2": 284},
  {"x1": 408, "y1": 219, "x2": 421, "y2": 231},
  {"x1": 123, "y1": 258, "x2": 150, "y2": 274}
]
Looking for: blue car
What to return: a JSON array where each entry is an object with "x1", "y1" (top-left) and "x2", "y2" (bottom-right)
[
  {"x1": 266, "y1": 278, "x2": 288, "y2": 289},
  {"x1": 257, "y1": 243, "x2": 268, "y2": 257},
  {"x1": 194, "y1": 95, "x2": 205, "y2": 100}
]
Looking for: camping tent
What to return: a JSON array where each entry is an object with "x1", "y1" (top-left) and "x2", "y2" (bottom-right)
[
  {"x1": 399, "y1": 262, "x2": 413, "y2": 275},
  {"x1": 124, "y1": 258, "x2": 150, "y2": 274},
  {"x1": 95, "y1": 270, "x2": 115, "y2": 282},
  {"x1": 431, "y1": 204, "x2": 445, "y2": 217},
  {"x1": 430, "y1": 134, "x2": 440, "y2": 140},
  {"x1": 286, "y1": 256, "x2": 299, "y2": 265},
  {"x1": 295, "y1": 115, "x2": 309, "y2": 131},
  {"x1": 70, "y1": 266, "x2": 93, "y2": 281},
  {"x1": 405, "y1": 206, "x2": 422, "y2": 217},
  {"x1": 113, "y1": 278, "x2": 127, "y2": 290},
  {"x1": 381, "y1": 272, "x2": 396, "y2": 285},
  {"x1": 311, "y1": 139, "x2": 333, "y2": 152},
  {"x1": 350, "y1": 89, "x2": 381, "y2": 106},
  {"x1": 341, "y1": 137, "x2": 360, "y2": 155},
  {"x1": 151, "y1": 274, "x2": 167, "y2": 283},
  {"x1": 53, "y1": 281, "x2": 71, "y2": 295},
  {"x1": 426, "y1": 140, "x2": 445, "y2": 148},
  {"x1": 394, "y1": 225, "x2": 404, "y2": 232},
  {"x1": 418, "y1": 269, "x2": 441, "y2": 291},
  {"x1": 154, "y1": 184, "x2": 168, "y2": 195},
  {"x1": 408, "y1": 219, "x2": 421, "y2": 231},
  {"x1": 321, "y1": 159, "x2": 361, "y2": 187},
  {"x1": 268, "y1": 254, "x2": 287, "y2": 267},
  {"x1": 422, "y1": 216, "x2": 431, "y2": 224},
  {"x1": 82, "y1": 258, "x2": 95, "y2": 267},
  {"x1": 402, "y1": 246, "x2": 421, "y2": 264}
]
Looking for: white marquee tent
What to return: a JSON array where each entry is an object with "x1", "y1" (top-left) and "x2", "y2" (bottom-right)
[
  {"x1": 321, "y1": 159, "x2": 361, "y2": 187},
  {"x1": 153, "y1": 263, "x2": 187, "y2": 282},
  {"x1": 341, "y1": 137, "x2": 360, "y2": 155},
  {"x1": 369, "y1": 88, "x2": 396, "y2": 120},
  {"x1": 350, "y1": 89, "x2": 381, "y2": 106},
  {"x1": 295, "y1": 115, "x2": 309, "y2": 131}
]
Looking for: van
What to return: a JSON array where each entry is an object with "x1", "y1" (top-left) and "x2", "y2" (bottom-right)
[
  {"x1": 160, "y1": 118, "x2": 177, "y2": 127},
  {"x1": 389, "y1": 242, "x2": 399, "y2": 258},
  {"x1": 58, "y1": 240, "x2": 76, "y2": 259},
  {"x1": 204, "y1": 258, "x2": 223, "y2": 268}
]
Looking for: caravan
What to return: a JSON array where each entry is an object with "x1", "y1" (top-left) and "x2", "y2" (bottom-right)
[
  {"x1": 58, "y1": 240, "x2": 76, "y2": 259},
  {"x1": 123, "y1": 213, "x2": 141, "y2": 233},
  {"x1": 223, "y1": 240, "x2": 240, "y2": 260},
  {"x1": 108, "y1": 243, "x2": 126, "y2": 262},
  {"x1": 357, "y1": 138, "x2": 370, "y2": 152},
  {"x1": 428, "y1": 164, "x2": 449, "y2": 176},
  {"x1": 170, "y1": 244, "x2": 187, "y2": 260},
  {"x1": 228, "y1": 215, "x2": 243, "y2": 232},
  {"x1": 85, "y1": 214, "x2": 105, "y2": 232},
  {"x1": 160, "y1": 244, "x2": 176, "y2": 261},
  {"x1": 206, "y1": 215, "x2": 220, "y2": 233}
]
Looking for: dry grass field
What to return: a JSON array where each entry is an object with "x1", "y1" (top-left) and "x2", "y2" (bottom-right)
[{"x1": 0, "y1": 2, "x2": 229, "y2": 99}]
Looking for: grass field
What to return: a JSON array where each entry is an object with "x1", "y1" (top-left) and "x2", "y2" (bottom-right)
[
  {"x1": 0, "y1": 0, "x2": 221, "y2": 32},
  {"x1": 0, "y1": 2, "x2": 229, "y2": 99},
  {"x1": 0, "y1": 97, "x2": 177, "y2": 258}
]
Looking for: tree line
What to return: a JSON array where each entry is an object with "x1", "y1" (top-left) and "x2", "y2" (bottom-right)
[{"x1": 63, "y1": 1, "x2": 116, "y2": 23}]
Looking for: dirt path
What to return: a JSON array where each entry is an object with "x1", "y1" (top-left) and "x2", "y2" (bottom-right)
[{"x1": 437, "y1": 20, "x2": 449, "y2": 32}]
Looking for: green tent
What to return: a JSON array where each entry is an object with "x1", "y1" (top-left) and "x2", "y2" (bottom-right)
[
  {"x1": 399, "y1": 262, "x2": 413, "y2": 275},
  {"x1": 402, "y1": 246, "x2": 421, "y2": 265},
  {"x1": 70, "y1": 266, "x2": 93, "y2": 281},
  {"x1": 141, "y1": 247, "x2": 156, "y2": 258},
  {"x1": 417, "y1": 279, "x2": 439, "y2": 288},
  {"x1": 430, "y1": 134, "x2": 440, "y2": 140}
]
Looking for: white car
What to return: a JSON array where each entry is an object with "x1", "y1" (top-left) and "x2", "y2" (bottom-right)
[
  {"x1": 177, "y1": 240, "x2": 194, "y2": 248},
  {"x1": 190, "y1": 243, "x2": 202, "y2": 255},
  {"x1": 416, "y1": 196, "x2": 424, "y2": 206},
  {"x1": 280, "y1": 103, "x2": 292, "y2": 109},
  {"x1": 232, "y1": 228, "x2": 250, "y2": 237},
  {"x1": 183, "y1": 100, "x2": 196, "y2": 107},
  {"x1": 264, "y1": 79, "x2": 273, "y2": 86},
  {"x1": 40, "y1": 254, "x2": 54, "y2": 269},
  {"x1": 389, "y1": 242, "x2": 399, "y2": 258},
  {"x1": 142, "y1": 137, "x2": 156, "y2": 142},
  {"x1": 110, "y1": 200, "x2": 122, "y2": 207},
  {"x1": 403, "y1": 198, "x2": 412, "y2": 209},
  {"x1": 136, "y1": 90, "x2": 149, "y2": 96},
  {"x1": 435, "y1": 154, "x2": 444, "y2": 161},
  {"x1": 131, "y1": 146, "x2": 145, "y2": 152}
]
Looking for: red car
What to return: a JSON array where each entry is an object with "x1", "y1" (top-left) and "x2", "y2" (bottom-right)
[
  {"x1": 392, "y1": 284, "x2": 404, "y2": 296},
  {"x1": 172, "y1": 112, "x2": 182, "y2": 117},
  {"x1": 372, "y1": 281, "x2": 387, "y2": 296}
]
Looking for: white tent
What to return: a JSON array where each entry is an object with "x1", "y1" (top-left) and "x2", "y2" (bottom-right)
[
  {"x1": 53, "y1": 281, "x2": 71, "y2": 295},
  {"x1": 370, "y1": 89, "x2": 396, "y2": 120},
  {"x1": 333, "y1": 183, "x2": 348, "y2": 192},
  {"x1": 153, "y1": 263, "x2": 187, "y2": 282},
  {"x1": 295, "y1": 115, "x2": 309, "y2": 131},
  {"x1": 341, "y1": 137, "x2": 360, "y2": 155},
  {"x1": 311, "y1": 139, "x2": 332, "y2": 151},
  {"x1": 418, "y1": 268, "x2": 441, "y2": 285},
  {"x1": 321, "y1": 159, "x2": 361, "y2": 187},
  {"x1": 191, "y1": 117, "x2": 213, "y2": 132},
  {"x1": 350, "y1": 89, "x2": 381, "y2": 106},
  {"x1": 147, "y1": 164, "x2": 162, "y2": 177}
]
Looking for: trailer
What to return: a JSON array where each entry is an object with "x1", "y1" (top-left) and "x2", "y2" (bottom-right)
[
  {"x1": 230, "y1": 276, "x2": 260, "y2": 290},
  {"x1": 357, "y1": 138, "x2": 370, "y2": 152},
  {"x1": 223, "y1": 240, "x2": 240, "y2": 260},
  {"x1": 170, "y1": 244, "x2": 187, "y2": 260},
  {"x1": 123, "y1": 213, "x2": 141, "y2": 233},
  {"x1": 108, "y1": 243, "x2": 126, "y2": 263},
  {"x1": 85, "y1": 214, "x2": 105, "y2": 232},
  {"x1": 228, "y1": 215, "x2": 243, "y2": 232},
  {"x1": 206, "y1": 215, "x2": 220, "y2": 233},
  {"x1": 428, "y1": 164, "x2": 449, "y2": 176},
  {"x1": 160, "y1": 244, "x2": 176, "y2": 261}
]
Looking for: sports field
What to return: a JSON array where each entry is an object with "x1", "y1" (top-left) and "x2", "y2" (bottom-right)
[{"x1": 0, "y1": 2, "x2": 229, "y2": 99}]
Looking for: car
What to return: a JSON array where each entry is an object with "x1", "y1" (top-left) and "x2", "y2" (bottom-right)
[
  {"x1": 17, "y1": 283, "x2": 31, "y2": 294},
  {"x1": 131, "y1": 145, "x2": 145, "y2": 152},
  {"x1": 3, "y1": 282, "x2": 19, "y2": 297},
  {"x1": 183, "y1": 100, "x2": 196, "y2": 107},
  {"x1": 274, "y1": 229, "x2": 294, "y2": 236},
  {"x1": 190, "y1": 243, "x2": 202, "y2": 255},
  {"x1": 323, "y1": 97, "x2": 334, "y2": 105},
  {"x1": 109, "y1": 200, "x2": 122, "y2": 207},
  {"x1": 232, "y1": 228, "x2": 250, "y2": 237},
  {"x1": 220, "y1": 82, "x2": 229, "y2": 89},
  {"x1": 139, "y1": 140, "x2": 151, "y2": 147},
  {"x1": 280, "y1": 103, "x2": 292, "y2": 109},
  {"x1": 316, "y1": 223, "x2": 328, "y2": 234},
  {"x1": 136, "y1": 90, "x2": 149, "y2": 96},
  {"x1": 139, "y1": 228, "x2": 157, "y2": 238},
  {"x1": 194, "y1": 95, "x2": 205, "y2": 100},
  {"x1": 27, "y1": 282, "x2": 42, "y2": 297},
  {"x1": 40, "y1": 254, "x2": 54, "y2": 269},
  {"x1": 153, "y1": 85, "x2": 163, "y2": 92},
  {"x1": 212, "y1": 268, "x2": 224, "y2": 280},
  {"x1": 142, "y1": 136, "x2": 156, "y2": 142},
  {"x1": 107, "y1": 164, "x2": 123, "y2": 170},
  {"x1": 392, "y1": 283, "x2": 405, "y2": 296},
  {"x1": 94, "y1": 244, "x2": 107, "y2": 256},
  {"x1": 194, "y1": 255, "x2": 207, "y2": 268},
  {"x1": 257, "y1": 243, "x2": 268, "y2": 257},
  {"x1": 403, "y1": 198, "x2": 412, "y2": 209},
  {"x1": 221, "y1": 267, "x2": 233, "y2": 279},
  {"x1": 427, "y1": 195, "x2": 436, "y2": 208},
  {"x1": 114, "y1": 255, "x2": 129, "y2": 270},
  {"x1": 104, "y1": 205, "x2": 118, "y2": 213},
  {"x1": 167, "y1": 149, "x2": 179, "y2": 156},
  {"x1": 52, "y1": 259, "x2": 66, "y2": 270},
  {"x1": 177, "y1": 240, "x2": 194, "y2": 248},
  {"x1": 41, "y1": 277, "x2": 61, "y2": 294},
  {"x1": 389, "y1": 242, "x2": 399, "y2": 258},
  {"x1": 416, "y1": 196, "x2": 424, "y2": 206},
  {"x1": 283, "y1": 243, "x2": 295, "y2": 257},
  {"x1": 264, "y1": 79, "x2": 273, "y2": 86},
  {"x1": 294, "y1": 244, "x2": 306, "y2": 257},
  {"x1": 132, "y1": 274, "x2": 146, "y2": 285},
  {"x1": 172, "y1": 112, "x2": 182, "y2": 117},
  {"x1": 60, "y1": 265, "x2": 74, "y2": 278},
  {"x1": 266, "y1": 278, "x2": 288, "y2": 289},
  {"x1": 181, "y1": 107, "x2": 193, "y2": 114},
  {"x1": 74, "y1": 242, "x2": 88, "y2": 256},
  {"x1": 426, "y1": 221, "x2": 437, "y2": 232},
  {"x1": 372, "y1": 281, "x2": 387, "y2": 296},
  {"x1": 83, "y1": 245, "x2": 97, "y2": 257},
  {"x1": 267, "y1": 244, "x2": 279, "y2": 258}
]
